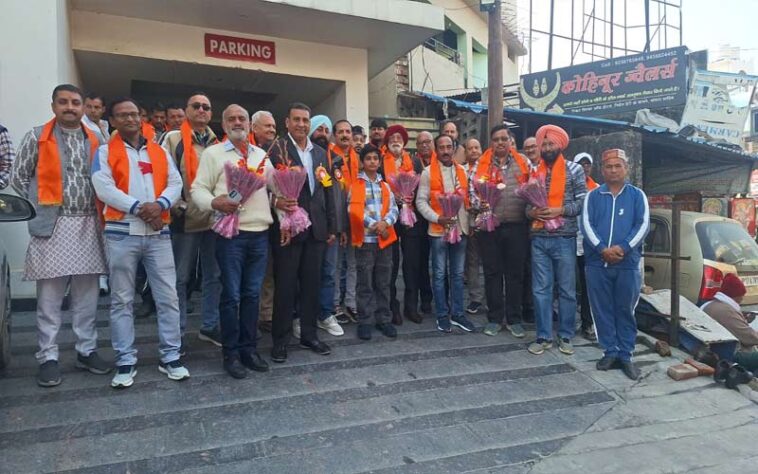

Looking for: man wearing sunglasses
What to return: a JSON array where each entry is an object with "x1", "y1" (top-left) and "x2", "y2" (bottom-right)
[{"x1": 160, "y1": 93, "x2": 221, "y2": 351}]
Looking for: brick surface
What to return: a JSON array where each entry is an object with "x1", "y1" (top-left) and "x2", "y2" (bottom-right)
[
  {"x1": 667, "y1": 363, "x2": 700, "y2": 381},
  {"x1": 685, "y1": 358, "x2": 716, "y2": 376}
]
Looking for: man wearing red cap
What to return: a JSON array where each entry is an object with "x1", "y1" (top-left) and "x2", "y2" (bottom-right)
[
  {"x1": 582, "y1": 148, "x2": 649, "y2": 380},
  {"x1": 701, "y1": 274, "x2": 758, "y2": 371},
  {"x1": 381, "y1": 124, "x2": 415, "y2": 324},
  {"x1": 527, "y1": 125, "x2": 588, "y2": 357}
]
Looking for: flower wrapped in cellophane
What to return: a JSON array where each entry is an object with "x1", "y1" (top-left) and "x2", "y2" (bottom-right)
[
  {"x1": 515, "y1": 174, "x2": 564, "y2": 231},
  {"x1": 437, "y1": 192, "x2": 464, "y2": 244},
  {"x1": 272, "y1": 165, "x2": 311, "y2": 237},
  {"x1": 473, "y1": 180, "x2": 504, "y2": 232},
  {"x1": 212, "y1": 160, "x2": 267, "y2": 239},
  {"x1": 388, "y1": 170, "x2": 420, "y2": 227}
]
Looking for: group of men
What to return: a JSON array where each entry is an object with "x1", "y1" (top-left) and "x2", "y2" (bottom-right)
[{"x1": 5, "y1": 83, "x2": 652, "y2": 388}]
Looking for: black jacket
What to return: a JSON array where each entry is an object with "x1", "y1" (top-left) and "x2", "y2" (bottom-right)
[{"x1": 269, "y1": 136, "x2": 337, "y2": 242}]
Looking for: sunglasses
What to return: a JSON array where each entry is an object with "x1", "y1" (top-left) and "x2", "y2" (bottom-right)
[{"x1": 190, "y1": 103, "x2": 211, "y2": 111}]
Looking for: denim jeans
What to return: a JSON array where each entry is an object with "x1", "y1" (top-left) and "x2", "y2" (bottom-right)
[
  {"x1": 172, "y1": 230, "x2": 221, "y2": 332},
  {"x1": 334, "y1": 244, "x2": 357, "y2": 310},
  {"x1": 355, "y1": 243, "x2": 393, "y2": 324},
  {"x1": 531, "y1": 236, "x2": 577, "y2": 341},
  {"x1": 319, "y1": 240, "x2": 339, "y2": 320},
  {"x1": 430, "y1": 235, "x2": 467, "y2": 319},
  {"x1": 215, "y1": 230, "x2": 269, "y2": 359},
  {"x1": 106, "y1": 234, "x2": 181, "y2": 366}
]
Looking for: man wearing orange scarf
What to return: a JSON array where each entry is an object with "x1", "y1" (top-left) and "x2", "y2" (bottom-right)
[
  {"x1": 92, "y1": 97, "x2": 187, "y2": 388},
  {"x1": 526, "y1": 125, "x2": 588, "y2": 357},
  {"x1": 11, "y1": 84, "x2": 110, "y2": 387},
  {"x1": 160, "y1": 93, "x2": 221, "y2": 348},
  {"x1": 416, "y1": 135, "x2": 475, "y2": 333}
]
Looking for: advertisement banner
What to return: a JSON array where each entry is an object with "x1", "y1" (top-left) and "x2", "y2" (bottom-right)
[
  {"x1": 519, "y1": 47, "x2": 688, "y2": 116},
  {"x1": 680, "y1": 70, "x2": 758, "y2": 145}
]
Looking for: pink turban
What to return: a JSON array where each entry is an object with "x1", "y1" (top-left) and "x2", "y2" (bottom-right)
[{"x1": 535, "y1": 125, "x2": 570, "y2": 151}]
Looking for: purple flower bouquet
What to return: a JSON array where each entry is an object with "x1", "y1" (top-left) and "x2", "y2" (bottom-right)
[
  {"x1": 514, "y1": 175, "x2": 564, "y2": 231},
  {"x1": 473, "y1": 180, "x2": 504, "y2": 232},
  {"x1": 212, "y1": 161, "x2": 267, "y2": 239},
  {"x1": 437, "y1": 192, "x2": 464, "y2": 244},
  {"x1": 388, "y1": 170, "x2": 420, "y2": 227},
  {"x1": 272, "y1": 166, "x2": 312, "y2": 237}
]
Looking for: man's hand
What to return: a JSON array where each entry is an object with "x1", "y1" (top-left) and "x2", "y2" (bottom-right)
[
  {"x1": 339, "y1": 232, "x2": 348, "y2": 247},
  {"x1": 280, "y1": 229, "x2": 291, "y2": 246},
  {"x1": 326, "y1": 234, "x2": 336, "y2": 245},
  {"x1": 437, "y1": 216, "x2": 456, "y2": 227},
  {"x1": 137, "y1": 202, "x2": 162, "y2": 223},
  {"x1": 211, "y1": 195, "x2": 240, "y2": 215},
  {"x1": 275, "y1": 196, "x2": 298, "y2": 213},
  {"x1": 601, "y1": 247, "x2": 624, "y2": 264},
  {"x1": 149, "y1": 218, "x2": 164, "y2": 231},
  {"x1": 373, "y1": 221, "x2": 389, "y2": 235},
  {"x1": 540, "y1": 207, "x2": 564, "y2": 219},
  {"x1": 170, "y1": 199, "x2": 188, "y2": 217}
]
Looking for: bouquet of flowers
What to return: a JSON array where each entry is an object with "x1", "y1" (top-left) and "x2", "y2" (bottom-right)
[
  {"x1": 437, "y1": 192, "x2": 464, "y2": 244},
  {"x1": 514, "y1": 174, "x2": 564, "y2": 231},
  {"x1": 473, "y1": 180, "x2": 505, "y2": 232},
  {"x1": 271, "y1": 165, "x2": 311, "y2": 237},
  {"x1": 388, "y1": 171, "x2": 420, "y2": 227},
  {"x1": 212, "y1": 160, "x2": 267, "y2": 239}
]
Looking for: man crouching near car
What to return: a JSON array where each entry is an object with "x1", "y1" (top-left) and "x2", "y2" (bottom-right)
[{"x1": 580, "y1": 148, "x2": 649, "y2": 380}]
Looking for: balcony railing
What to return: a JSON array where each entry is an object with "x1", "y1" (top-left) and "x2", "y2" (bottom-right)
[{"x1": 423, "y1": 38, "x2": 461, "y2": 65}]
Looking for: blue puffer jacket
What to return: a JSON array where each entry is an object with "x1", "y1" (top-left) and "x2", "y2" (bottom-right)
[{"x1": 581, "y1": 183, "x2": 650, "y2": 269}]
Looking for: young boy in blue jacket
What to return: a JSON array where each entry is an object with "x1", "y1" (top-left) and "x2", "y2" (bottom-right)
[{"x1": 581, "y1": 149, "x2": 649, "y2": 380}]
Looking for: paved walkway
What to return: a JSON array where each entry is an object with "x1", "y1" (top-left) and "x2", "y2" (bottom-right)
[{"x1": 0, "y1": 299, "x2": 755, "y2": 473}]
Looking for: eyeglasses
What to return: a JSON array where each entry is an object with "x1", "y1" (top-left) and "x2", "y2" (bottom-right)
[
  {"x1": 112, "y1": 112, "x2": 141, "y2": 120},
  {"x1": 190, "y1": 103, "x2": 211, "y2": 111}
]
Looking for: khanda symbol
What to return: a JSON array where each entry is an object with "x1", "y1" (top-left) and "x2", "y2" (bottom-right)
[{"x1": 520, "y1": 72, "x2": 562, "y2": 113}]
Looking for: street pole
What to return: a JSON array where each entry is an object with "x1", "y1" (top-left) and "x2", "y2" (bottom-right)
[
  {"x1": 670, "y1": 202, "x2": 681, "y2": 347},
  {"x1": 487, "y1": 0, "x2": 504, "y2": 135}
]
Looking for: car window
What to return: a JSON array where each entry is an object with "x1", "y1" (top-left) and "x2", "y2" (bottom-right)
[
  {"x1": 645, "y1": 218, "x2": 670, "y2": 253},
  {"x1": 696, "y1": 221, "x2": 758, "y2": 268}
]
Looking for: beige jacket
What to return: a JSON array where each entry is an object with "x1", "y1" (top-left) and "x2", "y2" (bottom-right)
[{"x1": 702, "y1": 294, "x2": 758, "y2": 352}]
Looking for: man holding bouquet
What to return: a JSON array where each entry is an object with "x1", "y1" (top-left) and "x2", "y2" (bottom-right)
[
  {"x1": 191, "y1": 104, "x2": 273, "y2": 379},
  {"x1": 473, "y1": 126, "x2": 531, "y2": 338},
  {"x1": 269, "y1": 103, "x2": 337, "y2": 363},
  {"x1": 525, "y1": 125, "x2": 588, "y2": 356},
  {"x1": 416, "y1": 135, "x2": 474, "y2": 333}
]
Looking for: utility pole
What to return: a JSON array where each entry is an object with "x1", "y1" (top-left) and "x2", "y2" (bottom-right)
[{"x1": 485, "y1": 0, "x2": 503, "y2": 134}]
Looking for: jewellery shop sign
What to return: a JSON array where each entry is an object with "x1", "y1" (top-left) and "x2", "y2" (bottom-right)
[{"x1": 519, "y1": 46, "x2": 687, "y2": 116}]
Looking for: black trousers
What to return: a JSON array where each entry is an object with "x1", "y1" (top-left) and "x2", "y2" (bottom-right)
[
  {"x1": 272, "y1": 236, "x2": 326, "y2": 346},
  {"x1": 390, "y1": 227, "x2": 433, "y2": 314},
  {"x1": 576, "y1": 255, "x2": 593, "y2": 329},
  {"x1": 478, "y1": 222, "x2": 529, "y2": 325}
]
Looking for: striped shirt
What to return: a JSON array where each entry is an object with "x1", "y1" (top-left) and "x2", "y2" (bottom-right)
[
  {"x1": 0, "y1": 126, "x2": 13, "y2": 190},
  {"x1": 350, "y1": 172, "x2": 398, "y2": 244}
]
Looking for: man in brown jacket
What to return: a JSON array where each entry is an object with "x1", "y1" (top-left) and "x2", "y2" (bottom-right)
[{"x1": 701, "y1": 274, "x2": 758, "y2": 371}]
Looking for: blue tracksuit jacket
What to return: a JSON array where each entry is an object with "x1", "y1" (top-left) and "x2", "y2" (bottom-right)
[{"x1": 581, "y1": 183, "x2": 650, "y2": 269}]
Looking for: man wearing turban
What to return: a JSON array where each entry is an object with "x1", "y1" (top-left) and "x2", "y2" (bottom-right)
[{"x1": 526, "y1": 125, "x2": 588, "y2": 357}]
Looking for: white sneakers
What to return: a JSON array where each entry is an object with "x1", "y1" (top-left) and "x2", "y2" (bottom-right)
[
  {"x1": 111, "y1": 360, "x2": 190, "y2": 388},
  {"x1": 293, "y1": 319, "x2": 301, "y2": 339},
  {"x1": 111, "y1": 365, "x2": 137, "y2": 389},
  {"x1": 158, "y1": 360, "x2": 191, "y2": 381},
  {"x1": 317, "y1": 315, "x2": 345, "y2": 336}
]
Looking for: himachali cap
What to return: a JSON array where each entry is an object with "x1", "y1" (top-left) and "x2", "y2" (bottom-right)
[{"x1": 601, "y1": 149, "x2": 627, "y2": 162}]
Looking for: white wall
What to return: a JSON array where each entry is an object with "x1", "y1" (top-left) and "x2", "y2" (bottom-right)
[
  {"x1": 409, "y1": 46, "x2": 466, "y2": 95},
  {"x1": 368, "y1": 65, "x2": 399, "y2": 118},
  {"x1": 0, "y1": 0, "x2": 80, "y2": 298}
]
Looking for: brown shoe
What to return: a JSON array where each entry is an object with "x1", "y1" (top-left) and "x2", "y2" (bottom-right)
[
  {"x1": 404, "y1": 310, "x2": 423, "y2": 324},
  {"x1": 257, "y1": 320, "x2": 272, "y2": 333},
  {"x1": 391, "y1": 309, "x2": 403, "y2": 326}
]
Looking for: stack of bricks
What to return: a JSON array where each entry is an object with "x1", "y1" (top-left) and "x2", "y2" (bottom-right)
[{"x1": 667, "y1": 359, "x2": 716, "y2": 381}]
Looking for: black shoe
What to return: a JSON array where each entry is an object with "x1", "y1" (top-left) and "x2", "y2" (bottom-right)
[
  {"x1": 714, "y1": 360, "x2": 733, "y2": 383},
  {"x1": 725, "y1": 365, "x2": 752, "y2": 389},
  {"x1": 198, "y1": 327, "x2": 222, "y2": 347},
  {"x1": 223, "y1": 358, "x2": 248, "y2": 379},
  {"x1": 420, "y1": 302, "x2": 433, "y2": 315},
  {"x1": 37, "y1": 360, "x2": 61, "y2": 387},
  {"x1": 581, "y1": 326, "x2": 598, "y2": 342},
  {"x1": 391, "y1": 309, "x2": 403, "y2": 326},
  {"x1": 257, "y1": 320, "x2": 273, "y2": 333},
  {"x1": 375, "y1": 323, "x2": 397, "y2": 338},
  {"x1": 186, "y1": 300, "x2": 196, "y2": 315},
  {"x1": 300, "y1": 339, "x2": 331, "y2": 355},
  {"x1": 404, "y1": 310, "x2": 423, "y2": 324},
  {"x1": 336, "y1": 313, "x2": 351, "y2": 325},
  {"x1": 596, "y1": 355, "x2": 620, "y2": 371},
  {"x1": 466, "y1": 302, "x2": 482, "y2": 314},
  {"x1": 620, "y1": 360, "x2": 641, "y2": 380},
  {"x1": 135, "y1": 300, "x2": 155, "y2": 319},
  {"x1": 343, "y1": 307, "x2": 358, "y2": 324},
  {"x1": 76, "y1": 352, "x2": 112, "y2": 375},
  {"x1": 270, "y1": 345, "x2": 287, "y2": 363},
  {"x1": 357, "y1": 324, "x2": 372, "y2": 340},
  {"x1": 240, "y1": 352, "x2": 270, "y2": 372}
]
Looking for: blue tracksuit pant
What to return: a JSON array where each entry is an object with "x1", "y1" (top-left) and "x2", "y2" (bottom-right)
[{"x1": 585, "y1": 266, "x2": 641, "y2": 361}]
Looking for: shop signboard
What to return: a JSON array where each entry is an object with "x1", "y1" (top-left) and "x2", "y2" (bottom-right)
[{"x1": 519, "y1": 46, "x2": 688, "y2": 116}]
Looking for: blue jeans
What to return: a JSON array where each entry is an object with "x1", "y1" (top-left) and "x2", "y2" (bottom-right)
[
  {"x1": 319, "y1": 240, "x2": 339, "y2": 320},
  {"x1": 531, "y1": 236, "x2": 577, "y2": 341},
  {"x1": 172, "y1": 230, "x2": 221, "y2": 332},
  {"x1": 430, "y1": 235, "x2": 467, "y2": 319},
  {"x1": 106, "y1": 234, "x2": 181, "y2": 366},
  {"x1": 215, "y1": 230, "x2": 269, "y2": 359}
]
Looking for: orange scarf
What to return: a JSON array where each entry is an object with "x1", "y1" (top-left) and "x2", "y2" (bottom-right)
[
  {"x1": 329, "y1": 144, "x2": 360, "y2": 188},
  {"x1": 538, "y1": 154, "x2": 567, "y2": 208},
  {"x1": 141, "y1": 121, "x2": 156, "y2": 142},
  {"x1": 180, "y1": 120, "x2": 204, "y2": 188},
  {"x1": 382, "y1": 149, "x2": 413, "y2": 183},
  {"x1": 248, "y1": 132, "x2": 257, "y2": 146},
  {"x1": 475, "y1": 147, "x2": 530, "y2": 184},
  {"x1": 37, "y1": 118, "x2": 99, "y2": 206},
  {"x1": 104, "y1": 134, "x2": 170, "y2": 223},
  {"x1": 348, "y1": 178, "x2": 397, "y2": 249},
  {"x1": 429, "y1": 157, "x2": 469, "y2": 234},
  {"x1": 586, "y1": 176, "x2": 599, "y2": 191}
]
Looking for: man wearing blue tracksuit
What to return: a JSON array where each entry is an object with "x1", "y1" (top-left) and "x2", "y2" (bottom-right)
[{"x1": 581, "y1": 148, "x2": 649, "y2": 381}]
